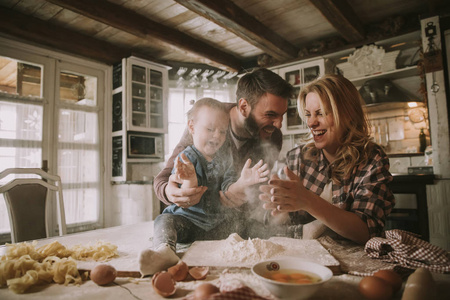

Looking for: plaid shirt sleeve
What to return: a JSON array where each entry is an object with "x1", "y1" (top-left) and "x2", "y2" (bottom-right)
[
  {"x1": 286, "y1": 146, "x2": 316, "y2": 224},
  {"x1": 348, "y1": 147, "x2": 395, "y2": 237},
  {"x1": 286, "y1": 144, "x2": 395, "y2": 237}
]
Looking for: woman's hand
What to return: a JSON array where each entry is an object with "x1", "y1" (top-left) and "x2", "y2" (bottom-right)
[{"x1": 259, "y1": 166, "x2": 310, "y2": 215}]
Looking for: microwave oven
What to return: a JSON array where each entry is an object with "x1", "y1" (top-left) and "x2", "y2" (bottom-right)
[{"x1": 127, "y1": 132, "x2": 163, "y2": 159}]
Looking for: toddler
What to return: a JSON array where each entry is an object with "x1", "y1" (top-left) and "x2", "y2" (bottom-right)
[{"x1": 139, "y1": 98, "x2": 269, "y2": 275}]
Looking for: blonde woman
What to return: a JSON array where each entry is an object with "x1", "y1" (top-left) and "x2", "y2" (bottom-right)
[{"x1": 260, "y1": 74, "x2": 395, "y2": 244}]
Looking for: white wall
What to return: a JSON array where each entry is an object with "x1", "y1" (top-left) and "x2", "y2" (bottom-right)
[{"x1": 420, "y1": 16, "x2": 450, "y2": 250}]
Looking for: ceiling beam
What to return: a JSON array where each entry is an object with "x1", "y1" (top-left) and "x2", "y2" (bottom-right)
[
  {"x1": 0, "y1": 7, "x2": 129, "y2": 65},
  {"x1": 174, "y1": 0, "x2": 299, "y2": 61},
  {"x1": 46, "y1": 0, "x2": 242, "y2": 71},
  {"x1": 310, "y1": 0, "x2": 365, "y2": 42}
]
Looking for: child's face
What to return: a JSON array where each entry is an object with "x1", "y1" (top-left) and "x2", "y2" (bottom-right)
[{"x1": 188, "y1": 106, "x2": 229, "y2": 161}]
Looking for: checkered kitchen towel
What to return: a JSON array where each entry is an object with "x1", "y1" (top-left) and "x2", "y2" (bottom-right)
[
  {"x1": 365, "y1": 229, "x2": 450, "y2": 273},
  {"x1": 184, "y1": 286, "x2": 270, "y2": 300}
]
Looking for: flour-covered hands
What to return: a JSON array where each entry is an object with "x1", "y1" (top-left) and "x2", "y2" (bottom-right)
[
  {"x1": 260, "y1": 166, "x2": 309, "y2": 215},
  {"x1": 237, "y1": 159, "x2": 270, "y2": 186},
  {"x1": 174, "y1": 153, "x2": 196, "y2": 181},
  {"x1": 220, "y1": 159, "x2": 269, "y2": 208},
  {"x1": 166, "y1": 173, "x2": 206, "y2": 208}
]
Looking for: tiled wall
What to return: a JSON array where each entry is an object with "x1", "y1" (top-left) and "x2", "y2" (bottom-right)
[{"x1": 110, "y1": 184, "x2": 160, "y2": 227}]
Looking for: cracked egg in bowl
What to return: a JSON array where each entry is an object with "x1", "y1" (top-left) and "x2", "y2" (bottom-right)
[{"x1": 251, "y1": 258, "x2": 332, "y2": 300}]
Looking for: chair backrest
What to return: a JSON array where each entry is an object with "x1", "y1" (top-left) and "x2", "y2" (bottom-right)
[{"x1": 0, "y1": 168, "x2": 67, "y2": 243}]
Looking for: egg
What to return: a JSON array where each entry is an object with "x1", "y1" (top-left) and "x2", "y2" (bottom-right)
[
  {"x1": 167, "y1": 260, "x2": 189, "y2": 281},
  {"x1": 373, "y1": 269, "x2": 403, "y2": 293},
  {"x1": 152, "y1": 271, "x2": 176, "y2": 297},
  {"x1": 90, "y1": 264, "x2": 117, "y2": 286},
  {"x1": 359, "y1": 276, "x2": 393, "y2": 300},
  {"x1": 189, "y1": 266, "x2": 209, "y2": 280},
  {"x1": 401, "y1": 268, "x2": 436, "y2": 300},
  {"x1": 193, "y1": 283, "x2": 220, "y2": 300}
]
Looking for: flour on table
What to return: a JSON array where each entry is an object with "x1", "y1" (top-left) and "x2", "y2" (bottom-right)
[{"x1": 219, "y1": 233, "x2": 285, "y2": 264}]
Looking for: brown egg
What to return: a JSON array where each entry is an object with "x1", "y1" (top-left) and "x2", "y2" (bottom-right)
[
  {"x1": 90, "y1": 264, "x2": 117, "y2": 286},
  {"x1": 373, "y1": 269, "x2": 403, "y2": 293},
  {"x1": 152, "y1": 271, "x2": 176, "y2": 297},
  {"x1": 189, "y1": 266, "x2": 209, "y2": 280},
  {"x1": 359, "y1": 276, "x2": 393, "y2": 300},
  {"x1": 193, "y1": 283, "x2": 220, "y2": 300},
  {"x1": 167, "y1": 260, "x2": 189, "y2": 281}
]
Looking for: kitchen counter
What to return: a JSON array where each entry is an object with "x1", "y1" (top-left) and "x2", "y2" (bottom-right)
[
  {"x1": 391, "y1": 173, "x2": 435, "y2": 183},
  {"x1": 1, "y1": 222, "x2": 449, "y2": 299},
  {"x1": 388, "y1": 152, "x2": 425, "y2": 158}
]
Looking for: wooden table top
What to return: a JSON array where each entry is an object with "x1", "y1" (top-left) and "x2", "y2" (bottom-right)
[{"x1": 1, "y1": 221, "x2": 449, "y2": 299}]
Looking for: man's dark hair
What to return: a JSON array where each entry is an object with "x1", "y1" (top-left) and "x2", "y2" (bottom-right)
[{"x1": 236, "y1": 68, "x2": 293, "y2": 107}]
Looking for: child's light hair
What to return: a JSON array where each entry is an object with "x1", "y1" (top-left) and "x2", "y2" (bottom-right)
[{"x1": 187, "y1": 97, "x2": 229, "y2": 121}]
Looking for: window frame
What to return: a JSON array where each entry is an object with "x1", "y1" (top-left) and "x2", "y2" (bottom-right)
[{"x1": 0, "y1": 36, "x2": 111, "y2": 242}]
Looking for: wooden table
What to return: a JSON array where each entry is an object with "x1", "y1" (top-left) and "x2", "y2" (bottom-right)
[{"x1": 1, "y1": 221, "x2": 449, "y2": 299}]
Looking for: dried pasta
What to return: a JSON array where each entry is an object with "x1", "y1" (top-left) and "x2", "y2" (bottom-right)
[{"x1": 0, "y1": 240, "x2": 118, "y2": 294}]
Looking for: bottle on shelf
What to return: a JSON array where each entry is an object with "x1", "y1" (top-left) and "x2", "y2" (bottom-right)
[{"x1": 419, "y1": 128, "x2": 426, "y2": 153}]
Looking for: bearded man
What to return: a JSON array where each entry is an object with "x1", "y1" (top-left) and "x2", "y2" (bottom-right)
[{"x1": 153, "y1": 68, "x2": 293, "y2": 238}]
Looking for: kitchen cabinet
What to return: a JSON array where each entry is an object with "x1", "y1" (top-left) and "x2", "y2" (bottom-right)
[
  {"x1": 111, "y1": 56, "x2": 170, "y2": 182},
  {"x1": 386, "y1": 174, "x2": 434, "y2": 241},
  {"x1": 272, "y1": 58, "x2": 336, "y2": 135},
  {"x1": 275, "y1": 60, "x2": 325, "y2": 135},
  {"x1": 124, "y1": 57, "x2": 169, "y2": 133}
]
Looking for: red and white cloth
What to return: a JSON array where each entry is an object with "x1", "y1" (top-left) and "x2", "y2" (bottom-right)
[
  {"x1": 184, "y1": 286, "x2": 270, "y2": 300},
  {"x1": 364, "y1": 229, "x2": 450, "y2": 273}
]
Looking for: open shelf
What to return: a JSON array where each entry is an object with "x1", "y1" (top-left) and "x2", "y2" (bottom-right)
[{"x1": 349, "y1": 66, "x2": 419, "y2": 87}]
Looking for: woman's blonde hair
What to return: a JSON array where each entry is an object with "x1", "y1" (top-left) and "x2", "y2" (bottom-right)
[{"x1": 298, "y1": 74, "x2": 374, "y2": 183}]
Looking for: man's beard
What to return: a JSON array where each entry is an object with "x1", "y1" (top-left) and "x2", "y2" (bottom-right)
[{"x1": 243, "y1": 111, "x2": 260, "y2": 138}]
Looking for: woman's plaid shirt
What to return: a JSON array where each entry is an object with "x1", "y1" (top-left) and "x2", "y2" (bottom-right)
[{"x1": 286, "y1": 144, "x2": 395, "y2": 237}]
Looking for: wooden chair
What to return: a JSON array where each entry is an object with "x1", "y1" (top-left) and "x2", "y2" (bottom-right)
[{"x1": 0, "y1": 168, "x2": 67, "y2": 243}]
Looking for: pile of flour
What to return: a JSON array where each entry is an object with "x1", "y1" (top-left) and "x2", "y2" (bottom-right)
[{"x1": 219, "y1": 233, "x2": 285, "y2": 264}]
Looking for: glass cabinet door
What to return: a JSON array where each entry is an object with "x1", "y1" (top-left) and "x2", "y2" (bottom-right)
[
  {"x1": 149, "y1": 69, "x2": 163, "y2": 129},
  {"x1": 128, "y1": 61, "x2": 167, "y2": 132},
  {"x1": 278, "y1": 60, "x2": 324, "y2": 134},
  {"x1": 131, "y1": 65, "x2": 147, "y2": 127}
]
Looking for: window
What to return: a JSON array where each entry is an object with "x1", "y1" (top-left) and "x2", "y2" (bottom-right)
[
  {"x1": 0, "y1": 39, "x2": 107, "y2": 242},
  {"x1": 56, "y1": 68, "x2": 102, "y2": 226}
]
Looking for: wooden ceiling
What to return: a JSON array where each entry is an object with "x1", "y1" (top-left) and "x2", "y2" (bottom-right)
[{"x1": 0, "y1": 0, "x2": 449, "y2": 72}]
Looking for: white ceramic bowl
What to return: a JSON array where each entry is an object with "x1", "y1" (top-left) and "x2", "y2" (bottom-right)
[{"x1": 251, "y1": 258, "x2": 333, "y2": 300}]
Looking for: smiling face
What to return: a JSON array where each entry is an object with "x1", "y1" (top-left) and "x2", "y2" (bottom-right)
[
  {"x1": 188, "y1": 106, "x2": 229, "y2": 161},
  {"x1": 243, "y1": 92, "x2": 288, "y2": 140},
  {"x1": 305, "y1": 92, "x2": 341, "y2": 161}
]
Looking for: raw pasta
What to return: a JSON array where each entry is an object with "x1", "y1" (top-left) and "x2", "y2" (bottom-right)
[{"x1": 0, "y1": 240, "x2": 118, "y2": 293}]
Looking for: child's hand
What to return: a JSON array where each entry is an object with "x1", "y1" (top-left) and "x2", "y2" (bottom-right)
[
  {"x1": 174, "y1": 153, "x2": 197, "y2": 188},
  {"x1": 239, "y1": 159, "x2": 269, "y2": 186},
  {"x1": 220, "y1": 159, "x2": 269, "y2": 207}
]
